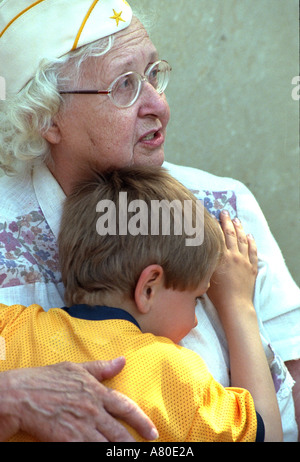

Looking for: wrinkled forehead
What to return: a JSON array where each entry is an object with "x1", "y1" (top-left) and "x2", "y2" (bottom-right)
[
  {"x1": 112, "y1": 16, "x2": 154, "y2": 52},
  {"x1": 81, "y1": 17, "x2": 159, "y2": 84},
  {"x1": 106, "y1": 16, "x2": 158, "y2": 69}
]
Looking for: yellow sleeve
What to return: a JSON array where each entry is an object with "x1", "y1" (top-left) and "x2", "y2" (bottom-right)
[
  {"x1": 0, "y1": 303, "x2": 43, "y2": 355},
  {"x1": 157, "y1": 342, "x2": 261, "y2": 442},
  {"x1": 118, "y1": 338, "x2": 261, "y2": 442},
  {"x1": 0, "y1": 303, "x2": 28, "y2": 333},
  {"x1": 0, "y1": 304, "x2": 8, "y2": 360},
  {"x1": 186, "y1": 372, "x2": 260, "y2": 442},
  {"x1": 0, "y1": 303, "x2": 14, "y2": 334},
  {"x1": 0, "y1": 303, "x2": 27, "y2": 362}
]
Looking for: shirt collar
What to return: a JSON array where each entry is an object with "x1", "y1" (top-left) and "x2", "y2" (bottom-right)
[
  {"x1": 61, "y1": 304, "x2": 141, "y2": 329},
  {"x1": 32, "y1": 163, "x2": 66, "y2": 239}
]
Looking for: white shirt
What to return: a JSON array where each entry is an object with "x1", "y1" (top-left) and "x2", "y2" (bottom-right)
[{"x1": 0, "y1": 161, "x2": 299, "y2": 440}]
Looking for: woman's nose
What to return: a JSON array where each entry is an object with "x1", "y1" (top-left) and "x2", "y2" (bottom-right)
[{"x1": 137, "y1": 81, "x2": 170, "y2": 123}]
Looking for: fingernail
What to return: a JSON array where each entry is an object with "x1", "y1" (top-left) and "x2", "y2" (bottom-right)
[
  {"x1": 150, "y1": 428, "x2": 159, "y2": 440},
  {"x1": 111, "y1": 356, "x2": 126, "y2": 366},
  {"x1": 222, "y1": 210, "x2": 229, "y2": 216},
  {"x1": 233, "y1": 217, "x2": 240, "y2": 224}
]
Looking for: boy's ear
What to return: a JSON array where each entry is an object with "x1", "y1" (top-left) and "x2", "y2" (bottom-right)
[{"x1": 134, "y1": 265, "x2": 164, "y2": 314}]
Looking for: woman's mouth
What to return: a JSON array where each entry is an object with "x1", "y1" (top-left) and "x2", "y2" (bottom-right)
[
  {"x1": 142, "y1": 132, "x2": 156, "y2": 141},
  {"x1": 139, "y1": 130, "x2": 164, "y2": 147}
]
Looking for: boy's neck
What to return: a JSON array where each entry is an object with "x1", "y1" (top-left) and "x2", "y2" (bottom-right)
[
  {"x1": 87, "y1": 294, "x2": 138, "y2": 320},
  {"x1": 80, "y1": 293, "x2": 151, "y2": 337}
]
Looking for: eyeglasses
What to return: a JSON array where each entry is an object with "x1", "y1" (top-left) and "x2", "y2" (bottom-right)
[{"x1": 59, "y1": 60, "x2": 172, "y2": 108}]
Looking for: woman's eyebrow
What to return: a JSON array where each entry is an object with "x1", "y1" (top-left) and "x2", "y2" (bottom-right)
[{"x1": 108, "y1": 51, "x2": 160, "y2": 76}]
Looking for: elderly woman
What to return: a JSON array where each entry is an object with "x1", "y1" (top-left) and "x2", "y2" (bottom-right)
[{"x1": 0, "y1": 0, "x2": 299, "y2": 442}]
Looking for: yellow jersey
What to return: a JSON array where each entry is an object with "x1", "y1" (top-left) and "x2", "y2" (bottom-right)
[{"x1": 0, "y1": 303, "x2": 263, "y2": 442}]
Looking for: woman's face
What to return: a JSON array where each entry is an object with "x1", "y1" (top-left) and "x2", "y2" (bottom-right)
[{"x1": 47, "y1": 17, "x2": 170, "y2": 191}]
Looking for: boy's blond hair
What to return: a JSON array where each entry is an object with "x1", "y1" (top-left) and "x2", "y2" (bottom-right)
[{"x1": 58, "y1": 166, "x2": 224, "y2": 306}]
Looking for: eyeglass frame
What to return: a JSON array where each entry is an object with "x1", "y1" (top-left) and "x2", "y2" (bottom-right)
[{"x1": 59, "y1": 60, "x2": 172, "y2": 108}]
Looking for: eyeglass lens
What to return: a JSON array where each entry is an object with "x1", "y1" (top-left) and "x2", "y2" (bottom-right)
[
  {"x1": 111, "y1": 61, "x2": 170, "y2": 108},
  {"x1": 111, "y1": 73, "x2": 140, "y2": 107}
]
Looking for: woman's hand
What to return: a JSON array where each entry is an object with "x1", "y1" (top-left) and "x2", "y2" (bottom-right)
[{"x1": 0, "y1": 357, "x2": 158, "y2": 442}]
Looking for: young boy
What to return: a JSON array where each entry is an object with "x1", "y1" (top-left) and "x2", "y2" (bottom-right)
[{"x1": 0, "y1": 166, "x2": 282, "y2": 442}]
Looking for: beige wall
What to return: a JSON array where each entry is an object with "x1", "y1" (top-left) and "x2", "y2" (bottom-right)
[{"x1": 131, "y1": 0, "x2": 299, "y2": 285}]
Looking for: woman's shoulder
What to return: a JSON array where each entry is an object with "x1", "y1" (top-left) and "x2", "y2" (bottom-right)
[
  {"x1": 0, "y1": 170, "x2": 33, "y2": 210},
  {"x1": 163, "y1": 161, "x2": 250, "y2": 194},
  {"x1": 0, "y1": 170, "x2": 39, "y2": 234}
]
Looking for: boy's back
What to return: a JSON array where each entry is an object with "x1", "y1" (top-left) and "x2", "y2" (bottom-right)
[{"x1": 0, "y1": 302, "x2": 261, "y2": 442}]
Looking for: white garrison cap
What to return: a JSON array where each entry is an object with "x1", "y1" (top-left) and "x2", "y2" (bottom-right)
[{"x1": 0, "y1": 0, "x2": 133, "y2": 95}]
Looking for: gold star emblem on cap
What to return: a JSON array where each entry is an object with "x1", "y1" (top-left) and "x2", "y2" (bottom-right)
[{"x1": 110, "y1": 9, "x2": 126, "y2": 27}]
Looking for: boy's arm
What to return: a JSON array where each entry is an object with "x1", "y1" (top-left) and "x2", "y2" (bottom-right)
[{"x1": 207, "y1": 211, "x2": 283, "y2": 442}]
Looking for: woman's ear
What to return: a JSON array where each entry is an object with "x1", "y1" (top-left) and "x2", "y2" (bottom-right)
[
  {"x1": 134, "y1": 265, "x2": 164, "y2": 314},
  {"x1": 41, "y1": 119, "x2": 62, "y2": 145}
]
